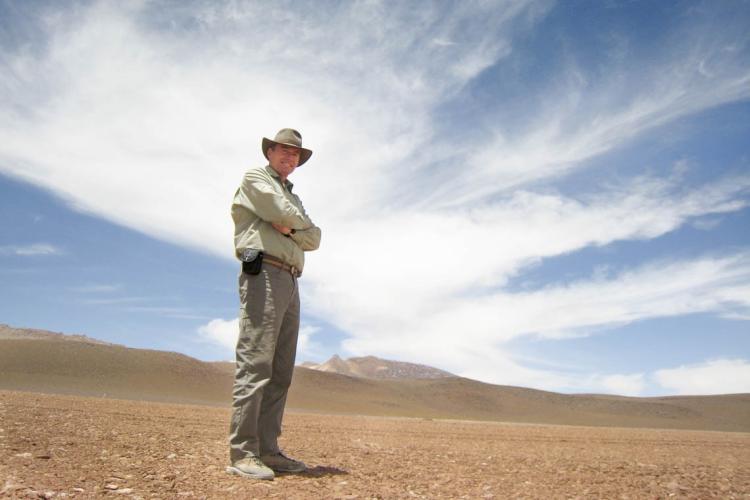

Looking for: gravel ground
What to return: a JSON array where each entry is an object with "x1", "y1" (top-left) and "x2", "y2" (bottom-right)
[{"x1": 1, "y1": 391, "x2": 749, "y2": 499}]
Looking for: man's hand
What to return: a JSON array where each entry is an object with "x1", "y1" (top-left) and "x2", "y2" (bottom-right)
[{"x1": 271, "y1": 223, "x2": 293, "y2": 236}]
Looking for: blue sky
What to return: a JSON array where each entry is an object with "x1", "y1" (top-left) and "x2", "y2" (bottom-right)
[{"x1": 1, "y1": 0, "x2": 749, "y2": 396}]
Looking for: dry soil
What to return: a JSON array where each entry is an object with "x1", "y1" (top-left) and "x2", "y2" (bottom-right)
[{"x1": 1, "y1": 391, "x2": 749, "y2": 499}]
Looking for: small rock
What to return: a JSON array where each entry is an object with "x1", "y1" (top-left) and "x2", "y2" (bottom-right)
[
  {"x1": 14, "y1": 452, "x2": 32, "y2": 458},
  {"x1": 166, "y1": 453, "x2": 177, "y2": 459},
  {"x1": 104, "y1": 484, "x2": 119, "y2": 490},
  {"x1": 114, "y1": 488, "x2": 133, "y2": 495},
  {"x1": 666, "y1": 480, "x2": 686, "y2": 491}
]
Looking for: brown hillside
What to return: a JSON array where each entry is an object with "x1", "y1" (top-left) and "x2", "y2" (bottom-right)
[
  {"x1": 1, "y1": 337, "x2": 749, "y2": 432},
  {"x1": 0, "y1": 339, "x2": 232, "y2": 405},
  {"x1": 0, "y1": 323, "x2": 112, "y2": 345}
]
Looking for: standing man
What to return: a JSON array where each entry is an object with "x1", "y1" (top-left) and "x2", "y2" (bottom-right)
[{"x1": 227, "y1": 128, "x2": 321, "y2": 480}]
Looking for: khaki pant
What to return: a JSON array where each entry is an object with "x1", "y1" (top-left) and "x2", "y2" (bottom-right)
[{"x1": 229, "y1": 263, "x2": 299, "y2": 462}]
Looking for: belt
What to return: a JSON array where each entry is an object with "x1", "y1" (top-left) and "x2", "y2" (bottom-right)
[{"x1": 263, "y1": 254, "x2": 301, "y2": 278}]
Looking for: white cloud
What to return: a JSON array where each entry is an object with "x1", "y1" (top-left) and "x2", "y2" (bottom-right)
[
  {"x1": 0, "y1": 1, "x2": 546, "y2": 257},
  {"x1": 324, "y1": 251, "x2": 750, "y2": 392},
  {"x1": 198, "y1": 318, "x2": 238, "y2": 352},
  {"x1": 598, "y1": 373, "x2": 646, "y2": 397},
  {"x1": 297, "y1": 324, "x2": 326, "y2": 363},
  {"x1": 654, "y1": 359, "x2": 750, "y2": 395},
  {"x1": 306, "y1": 172, "x2": 750, "y2": 345},
  {"x1": 435, "y1": 20, "x2": 750, "y2": 205},
  {"x1": 199, "y1": 318, "x2": 324, "y2": 361},
  {"x1": 0, "y1": 243, "x2": 60, "y2": 256}
]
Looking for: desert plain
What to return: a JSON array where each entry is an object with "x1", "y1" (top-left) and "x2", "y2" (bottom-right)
[
  {"x1": 1, "y1": 327, "x2": 749, "y2": 498},
  {"x1": 2, "y1": 390, "x2": 749, "y2": 499}
]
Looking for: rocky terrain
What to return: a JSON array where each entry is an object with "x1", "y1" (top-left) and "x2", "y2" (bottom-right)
[{"x1": 1, "y1": 391, "x2": 748, "y2": 499}]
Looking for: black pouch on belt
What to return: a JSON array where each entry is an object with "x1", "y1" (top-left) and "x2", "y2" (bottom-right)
[{"x1": 240, "y1": 248, "x2": 264, "y2": 275}]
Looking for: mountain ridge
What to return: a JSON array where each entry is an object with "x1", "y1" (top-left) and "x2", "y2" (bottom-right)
[
  {"x1": 1, "y1": 325, "x2": 749, "y2": 432},
  {"x1": 301, "y1": 354, "x2": 454, "y2": 379}
]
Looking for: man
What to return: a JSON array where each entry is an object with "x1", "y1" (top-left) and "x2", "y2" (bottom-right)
[{"x1": 227, "y1": 128, "x2": 321, "y2": 480}]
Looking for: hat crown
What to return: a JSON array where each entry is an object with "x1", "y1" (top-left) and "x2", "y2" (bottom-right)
[
  {"x1": 262, "y1": 127, "x2": 313, "y2": 165},
  {"x1": 273, "y1": 128, "x2": 303, "y2": 148}
]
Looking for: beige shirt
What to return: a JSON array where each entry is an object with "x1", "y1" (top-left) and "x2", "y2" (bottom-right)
[{"x1": 232, "y1": 165, "x2": 321, "y2": 272}]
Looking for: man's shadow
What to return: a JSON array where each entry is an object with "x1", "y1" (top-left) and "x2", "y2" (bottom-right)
[{"x1": 286, "y1": 465, "x2": 349, "y2": 478}]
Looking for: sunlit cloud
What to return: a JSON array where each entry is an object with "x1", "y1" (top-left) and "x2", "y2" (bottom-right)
[
  {"x1": 199, "y1": 318, "x2": 323, "y2": 361},
  {"x1": 198, "y1": 317, "x2": 238, "y2": 352},
  {"x1": 654, "y1": 359, "x2": 750, "y2": 395},
  {"x1": 296, "y1": 324, "x2": 326, "y2": 362},
  {"x1": 335, "y1": 251, "x2": 750, "y2": 392}
]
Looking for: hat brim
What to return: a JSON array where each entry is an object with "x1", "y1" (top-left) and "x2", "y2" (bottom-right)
[{"x1": 262, "y1": 137, "x2": 313, "y2": 166}]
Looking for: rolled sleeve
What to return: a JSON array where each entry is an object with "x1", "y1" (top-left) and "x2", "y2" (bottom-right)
[{"x1": 291, "y1": 225, "x2": 321, "y2": 251}]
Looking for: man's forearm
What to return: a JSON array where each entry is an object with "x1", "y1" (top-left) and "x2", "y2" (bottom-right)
[{"x1": 290, "y1": 226, "x2": 321, "y2": 251}]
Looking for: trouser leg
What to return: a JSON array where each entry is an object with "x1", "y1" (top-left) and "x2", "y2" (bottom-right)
[
  {"x1": 258, "y1": 278, "x2": 300, "y2": 455},
  {"x1": 228, "y1": 268, "x2": 294, "y2": 463}
]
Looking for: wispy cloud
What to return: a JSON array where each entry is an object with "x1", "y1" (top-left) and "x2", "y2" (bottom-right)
[
  {"x1": 329, "y1": 251, "x2": 750, "y2": 392},
  {"x1": 0, "y1": 0, "x2": 548, "y2": 255},
  {"x1": 424, "y1": 12, "x2": 750, "y2": 206},
  {"x1": 80, "y1": 296, "x2": 159, "y2": 305},
  {"x1": 306, "y1": 173, "x2": 750, "y2": 344},
  {"x1": 654, "y1": 359, "x2": 750, "y2": 395},
  {"x1": 0, "y1": 243, "x2": 60, "y2": 256},
  {"x1": 69, "y1": 283, "x2": 122, "y2": 293}
]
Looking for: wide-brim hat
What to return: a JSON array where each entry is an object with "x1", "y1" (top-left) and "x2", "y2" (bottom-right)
[{"x1": 262, "y1": 128, "x2": 313, "y2": 166}]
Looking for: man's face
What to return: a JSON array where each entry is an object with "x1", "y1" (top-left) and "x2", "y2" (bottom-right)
[{"x1": 267, "y1": 144, "x2": 301, "y2": 179}]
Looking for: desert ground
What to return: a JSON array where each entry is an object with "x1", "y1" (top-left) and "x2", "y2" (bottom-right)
[{"x1": 2, "y1": 390, "x2": 749, "y2": 499}]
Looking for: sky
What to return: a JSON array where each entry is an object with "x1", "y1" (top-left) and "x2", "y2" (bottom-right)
[{"x1": 1, "y1": 0, "x2": 749, "y2": 397}]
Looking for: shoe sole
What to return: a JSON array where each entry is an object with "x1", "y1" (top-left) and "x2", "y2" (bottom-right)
[{"x1": 225, "y1": 465, "x2": 274, "y2": 480}]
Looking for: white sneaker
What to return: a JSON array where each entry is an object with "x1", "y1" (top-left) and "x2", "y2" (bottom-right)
[{"x1": 226, "y1": 456, "x2": 275, "y2": 480}]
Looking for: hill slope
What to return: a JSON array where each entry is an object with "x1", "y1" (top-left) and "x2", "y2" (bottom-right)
[{"x1": 1, "y1": 329, "x2": 748, "y2": 432}]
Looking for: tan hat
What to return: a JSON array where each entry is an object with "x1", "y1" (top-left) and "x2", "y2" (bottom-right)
[{"x1": 262, "y1": 128, "x2": 313, "y2": 166}]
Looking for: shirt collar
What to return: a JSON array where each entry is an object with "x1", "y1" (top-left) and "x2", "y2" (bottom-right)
[{"x1": 265, "y1": 164, "x2": 294, "y2": 192}]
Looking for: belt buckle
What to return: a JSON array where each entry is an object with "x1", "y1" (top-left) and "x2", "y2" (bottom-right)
[{"x1": 290, "y1": 265, "x2": 299, "y2": 277}]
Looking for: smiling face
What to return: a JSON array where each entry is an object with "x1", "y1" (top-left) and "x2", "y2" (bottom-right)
[{"x1": 267, "y1": 144, "x2": 301, "y2": 181}]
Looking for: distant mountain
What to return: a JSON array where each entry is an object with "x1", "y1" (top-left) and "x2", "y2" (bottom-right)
[
  {"x1": 0, "y1": 323, "x2": 113, "y2": 345},
  {"x1": 301, "y1": 354, "x2": 454, "y2": 380},
  {"x1": 2, "y1": 325, "x2": 750, "y2": 432}
]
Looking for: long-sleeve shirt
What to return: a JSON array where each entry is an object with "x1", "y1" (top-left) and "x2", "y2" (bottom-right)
[{"x1": 232, "y1": 165, "x2": 321, "y2": 272}]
